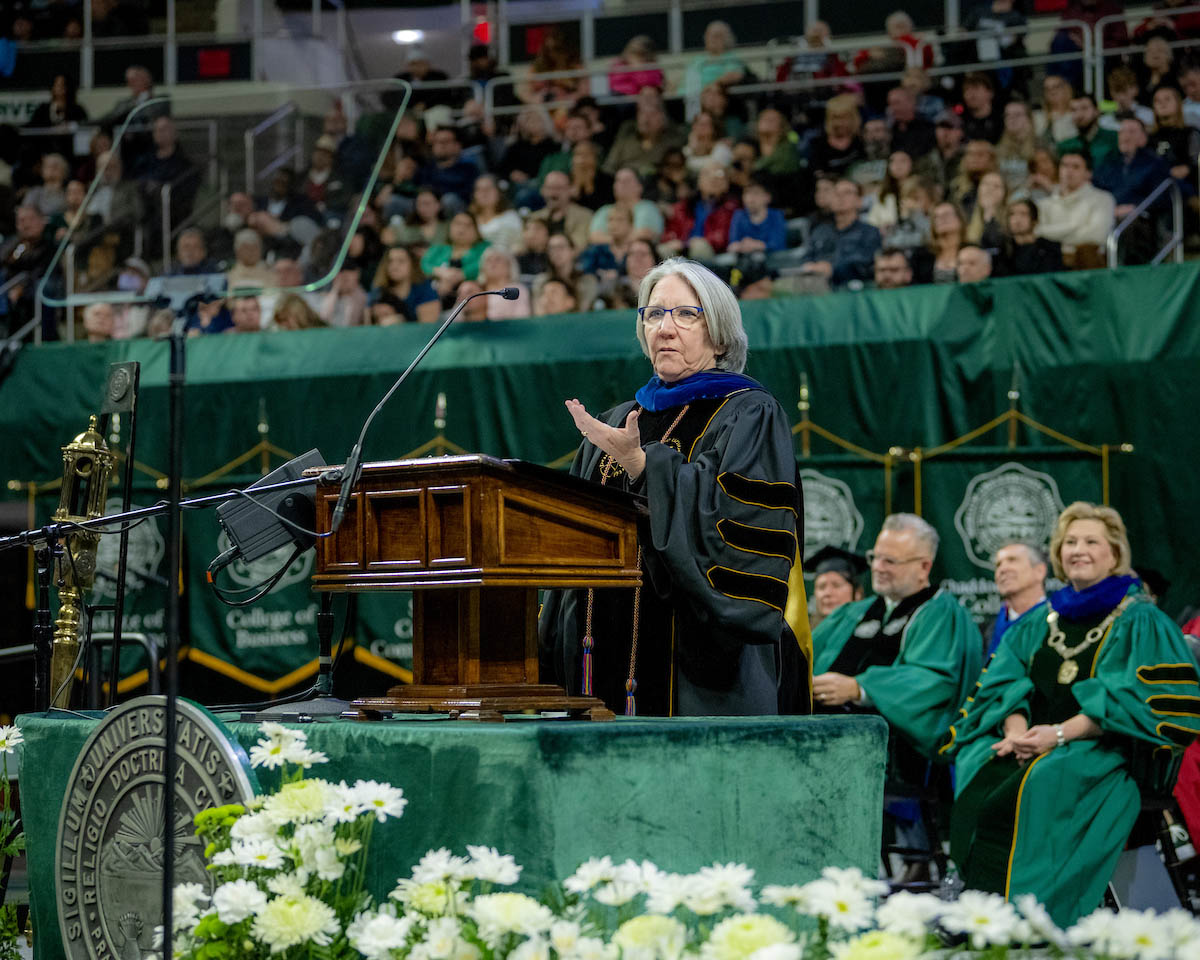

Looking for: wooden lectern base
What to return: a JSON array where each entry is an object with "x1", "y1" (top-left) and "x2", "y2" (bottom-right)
[{"x1": 347, "y1": 684, "x2": 615, "y2": 723}]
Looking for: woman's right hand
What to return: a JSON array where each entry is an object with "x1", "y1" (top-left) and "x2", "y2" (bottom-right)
[{"x1": 990, "y1": 714, "x2": 1029, "y2": 758}]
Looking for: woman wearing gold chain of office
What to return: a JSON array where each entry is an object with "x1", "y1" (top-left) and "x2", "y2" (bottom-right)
[{"x1": 942, "y1": 501, "x2": 1200, "y2": 925}]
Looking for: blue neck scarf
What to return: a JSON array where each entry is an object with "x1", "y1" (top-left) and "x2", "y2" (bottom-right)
[
  {"x1": 634, "y1": 370, "x2": 764, "y2": 413},
  {"x1": 1049, "y1": 574, "x2": 1140, "y2": 621}
]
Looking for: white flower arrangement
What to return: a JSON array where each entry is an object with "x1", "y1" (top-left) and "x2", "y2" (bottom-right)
[{"x1": 172, "y1": 724, "x2": 1200, "y2": 960}]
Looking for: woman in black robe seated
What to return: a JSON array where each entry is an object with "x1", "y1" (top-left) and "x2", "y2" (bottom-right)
[{"x1": 538, "y1": 258, "x2": 808, "y2": 717}]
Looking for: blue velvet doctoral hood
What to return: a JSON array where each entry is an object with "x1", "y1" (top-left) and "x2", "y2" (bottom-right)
[{"x1": 634, "y1": 369, "x2": 765, "y2": 412}]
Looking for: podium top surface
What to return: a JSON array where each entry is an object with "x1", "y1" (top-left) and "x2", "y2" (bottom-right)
[{"x1": 306, "y1": 454, "x2": 649, "y2": 517}]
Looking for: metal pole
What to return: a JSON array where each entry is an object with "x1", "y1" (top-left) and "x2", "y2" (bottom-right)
[
  {"x1": 498, "y1": 0, "x2": 509, "y2": 66},
  {"x1": 668, "y1": 0, "x2": 683, "y2": 55},
  {"x1": 208, "y1": 120, "x2": 218, "y2": 188},
  {"x1": 945, "y1": 0, "x2": 960, "y2": 32},
  {"x1": 312, "y1": 0, "x2": 321, "y2": 38},
  {"x1": 245, "y1": 128, "x2": 255, "y2": 193},
  {"x1": 33, "y1": 296, "x2": 42, "y2": 345},
  {"x1": 82, "y1": 0, "x2": 94, "y2": 89},
  {"x1": 253, "y1": 0, "x2": 264, "y2": 81},
  {"x1": 64, "y1": 245, "x2": 75, "y2": 344},
  {"x1": 166, "y1": 0, "x2": 178, "y2": 86},
  {"x1": 460, "y1": 0, "x2": 473, "y2": 71},
  {"x1": 161, "y1": 184, "x2": 172, "y2": 269},
  {"x1": 582, "y1": 11, "x2": 595, "y2": 80},
  {"x1": 803, "y1": 0, "x2": 818, "y2": 30}
]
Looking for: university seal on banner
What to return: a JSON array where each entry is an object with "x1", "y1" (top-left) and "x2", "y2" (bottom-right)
[
  {"x1": 954, "y1": 462, "x2": 1064, "y2": 569},
  {"x1": 55, "y1": 697, "x2": 257, "y2": 960},
  {"x1": 798, "y1": 468, "x2": 864, "y2": 560}
]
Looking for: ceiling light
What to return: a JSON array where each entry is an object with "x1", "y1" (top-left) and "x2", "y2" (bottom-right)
[{"x1": 391, "y1": 30, "x2": 424, "y2": 45}]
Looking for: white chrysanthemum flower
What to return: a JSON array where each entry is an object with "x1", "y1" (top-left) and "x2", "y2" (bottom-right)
[
  {"x1": 327, "y1": 780, "x2": 363, "y2": 824},
  {"x1": 701, "y1": 914, "x2": 793, "y2": 960},
  {"x1": 212, "y1": 837, "x2": 286, "y2": 871},
  {"x1": 874, "y1": 891, "x2": 944, "y2": 939},
  {"x1": 229, "y1": 811, "x2": 278, "y2": 843},
  {"x1": 939, "y1": 890, "x2": 1020, "y2": 948},
  {"x1": 314, "y1": 845, "x2": 345, "y2": 882},
  {"x1": 260, "y1": 721, "x2": 304, "y2": 746},
  {"x1": 251, "y1": 895, "x2": 339, "y2": 954},
  {"x1": 262, "y1": 779, "x2": 336, "y2": 826},
  {"x1": 1157, "y1": 908, "x2": 1200, "y2": 953},
  {"x1": 284, "y1": 744, "x2": 329, "y2": 768},
  {"x1": 759, "y1": 886, "x2": 806, "y2": 909},
  {"x1": 568, "y1": 937, "x2": 619, "y2": 960},
  {"x1": 1013, "y1": 894, "x2": 1065, "y2": 947},
  {"x1": 511, "y1": 936, "x2": 551, "y2": 960},
  {"x1": 352, "y1": 779, "x2": 408, "y2": 823},
  {"x1": 265, "y1": 873, "x2": 306, "y2": 899},
  {"x1": 348, "y1": 908, "x2": 415, "y2": 960},
  {"x1": 422, "y1": 916, "x2": 465, "y2": 959},
  {"x1": 550, "y1": 919, "x2": 583, "y2": 955},
  {"x1": 612, "y1": 915, "x2": 688, "y2": 960},
  {"x1": 1068, "y1": 907, "x2": 1121, "y2": 952},
  {"x1": 819, "y1": 867, "x2": 888, "y2": 900},
  {"x1": 469, "y1": 893, "x2": 555, "y2": 947},
  {"x1": 392, "y1": 879, "x2": 454, "y2": 916},
  {"x1": 0, "y1": 724, "x2": 23, "y2": 754},
  {"x1": 746, "y1": 946, "x2": 803, "y2": 960},
  {"x1": 413, "y1": 847, "x2": 472, "y2": 884},
  {"x1": 645, "y1": 871, "x2": 691, "y2": 915},
  {"x1": 796, "y1": 879, "x2": 874, "y2": 932},
  {"x1": 593, "y1": 880, "x2": 642, "y2": 907},
  {"x1": 684, "y1": 863, "x2": 756, "y2": 915},
  {"x1": 565, "y1": 856, "x2": 617, "y2": 894},
  {"x1": 828, "y1": 930, "x2": 922, "y2": 960},
  {"x1": 172, "y1": 883, "x2": 209, "y2": 933},
  {"x1": 1106, "y1": 908, "x2": 1176, "y2": 960},
  {"x1": 291, "y1": 821, "x2": 336, "y2": 870},
  {"x1": 466, "y1": 844, "x2": 522, "y2": 885},
  {"x1": 211, "y1": 879, "x2": 268, "y2": 925}
]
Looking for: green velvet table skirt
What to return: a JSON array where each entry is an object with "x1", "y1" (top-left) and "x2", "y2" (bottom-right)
[{"x1": 16, "y1": 712, "x2": 887, "y2": 960}]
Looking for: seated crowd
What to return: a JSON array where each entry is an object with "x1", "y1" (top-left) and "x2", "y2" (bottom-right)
[{"x1": 4, "y1": 6, "x2": 1200, "y2": 338}]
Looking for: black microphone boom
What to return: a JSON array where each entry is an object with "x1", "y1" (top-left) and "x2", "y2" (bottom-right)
[{"x1": 327, "y1": 287, "x2": 514, "y2": 532}]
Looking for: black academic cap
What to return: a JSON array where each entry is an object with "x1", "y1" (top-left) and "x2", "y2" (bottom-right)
[
  {"x1": 1137, "y1": 567, "x2": 1171, "y2": 601},
  {"x1": 804, "y1": 545, "x2": 869, "y2": 584}
]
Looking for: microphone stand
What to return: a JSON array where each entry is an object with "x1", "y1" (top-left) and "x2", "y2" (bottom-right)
[{"x1": 327, "y1": 287, "x2": 519, "y2": 533}]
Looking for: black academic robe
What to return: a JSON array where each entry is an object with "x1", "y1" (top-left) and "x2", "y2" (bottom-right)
[{"x1": 538, "y1": 388, "x2": 806, "y2": 716}]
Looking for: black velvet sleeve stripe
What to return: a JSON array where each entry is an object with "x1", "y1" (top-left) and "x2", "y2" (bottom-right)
[
  {"x1": 716, "y1": 518, "x2": 797, "y2": 561},
  {"x1": 706, "y1": 565, "x2": 790, "y2": 613},
  {"x1": 717, "y1": 472, "x2": 798, "y2": 512},
  {"x1": 1156, "y1": 721, "x2": 1200, "y2": 747},
  {"x1": 1137, "y1": 663, "x2": 1200, "y2": 685},
  {"x1": 1148, "y1": 695, "x2": 1200, "y2": 718}
]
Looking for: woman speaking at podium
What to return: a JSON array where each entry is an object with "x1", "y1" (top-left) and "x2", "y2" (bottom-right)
[{"x1": 538, "y1": 258, "x2": 807, "y2": 717}]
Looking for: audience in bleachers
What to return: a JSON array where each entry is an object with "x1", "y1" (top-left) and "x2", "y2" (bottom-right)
[{"x1": 6, "y1": 6, "x2": 1200, "y2": 341}]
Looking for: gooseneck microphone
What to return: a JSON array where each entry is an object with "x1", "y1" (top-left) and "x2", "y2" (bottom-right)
[{"x1": 327, "y1": 287, "x2": 520, "y2": 533}]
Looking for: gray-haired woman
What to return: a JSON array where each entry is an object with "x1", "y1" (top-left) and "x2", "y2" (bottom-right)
[{"x1": 538, "y1": 257, "x2": 808, "y2": 716}]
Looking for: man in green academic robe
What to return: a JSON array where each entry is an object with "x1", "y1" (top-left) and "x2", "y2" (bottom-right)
[{"x1": 811, "y1": 514, "x2": 982, "y2": 868}]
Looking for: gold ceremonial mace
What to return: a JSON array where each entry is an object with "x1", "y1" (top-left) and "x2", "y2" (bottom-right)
[{"x1": 48, "y1": 416, "x2": 115, "y2": 707}]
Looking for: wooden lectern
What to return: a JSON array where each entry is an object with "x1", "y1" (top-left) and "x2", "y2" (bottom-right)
[{"x1": 309, "y1": 456, "x2": 646, "y2": 720}]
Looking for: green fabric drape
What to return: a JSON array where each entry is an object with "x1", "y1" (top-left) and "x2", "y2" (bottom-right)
[{"x1": 16, "y1": 711, "x2": 888, "y2": 960}]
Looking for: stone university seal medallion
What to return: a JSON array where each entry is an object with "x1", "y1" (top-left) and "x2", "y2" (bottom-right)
[{"x1": 55, "y1": 696, "x2": 257, "y2": 960}]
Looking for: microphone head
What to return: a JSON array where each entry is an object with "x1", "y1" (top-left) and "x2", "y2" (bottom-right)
[{"x1": 502, "y1": 286, "x2": 520, "y2": 300}]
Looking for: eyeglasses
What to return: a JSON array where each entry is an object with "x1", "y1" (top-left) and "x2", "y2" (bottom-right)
[
  {"x1": 638, "y1": 305, "x2": 705, "y2": 329},
  {"x1": 866, "y1": 550, "x2": 927, "y2": 569}
]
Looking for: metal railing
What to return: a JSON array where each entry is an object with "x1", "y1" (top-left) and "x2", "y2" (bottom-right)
[
  {"x1": 160, "y1": 163, "x2": 209, "y2": 269},
  {"x1": 245, "y1": 102, "x2": 301, "y2": 193},
  {"x1": 1094, "y1": 5, "x2": 1200, "y2": 96},
  {"x1": 1106, "y1": 177, "x2": 1185, "y2": 269}
]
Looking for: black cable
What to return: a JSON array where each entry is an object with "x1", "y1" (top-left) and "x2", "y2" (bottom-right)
[
  {"x1": 227, "y1": 487, "x2": 332, "y2": 541},
  {"x1": 206, "y1": 544, "x2": 305, "y2": 608}
]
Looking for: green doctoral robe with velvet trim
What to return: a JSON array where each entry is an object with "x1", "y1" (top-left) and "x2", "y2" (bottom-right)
[
  {"x1": 538, "y1": 389, "x2": 807, "y2": 717},
  {"x1": 940, "y1": 587, "x2": 1200, "y2": 926},
  {"x1": 812, "y1": 591, "x2": 982, "y2": 758}
]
